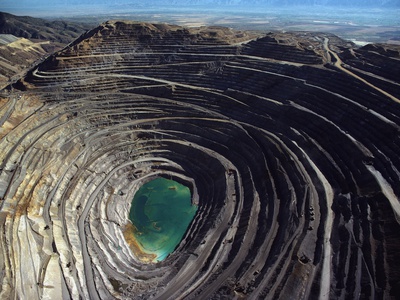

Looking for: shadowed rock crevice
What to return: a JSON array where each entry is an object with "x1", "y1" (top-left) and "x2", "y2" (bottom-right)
[{"x1": 1, "y1": 20, "x2": 400, "y2": 299}]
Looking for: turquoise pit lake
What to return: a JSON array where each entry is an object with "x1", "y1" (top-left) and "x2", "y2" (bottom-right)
[{"x1": 129, "y1": 177, "x2": 197, "y2": 262}]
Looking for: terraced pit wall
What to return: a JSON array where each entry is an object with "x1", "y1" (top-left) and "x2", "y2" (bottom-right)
[{"x1": 0, "y1": 20, "x2": 400, "y2": 299}]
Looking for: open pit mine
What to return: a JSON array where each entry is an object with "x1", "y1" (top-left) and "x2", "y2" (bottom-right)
[{"x1": 0, "y1": 21, "x2": 400, "y2": 299}]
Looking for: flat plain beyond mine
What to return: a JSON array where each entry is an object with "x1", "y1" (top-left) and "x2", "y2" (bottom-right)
[{"x1": 1, "y1": 20, "x2": 400, "y2": 299}]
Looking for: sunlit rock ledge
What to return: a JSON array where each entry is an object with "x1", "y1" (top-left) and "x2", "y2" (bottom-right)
[{"x1": 1, "y1": 20, "x2": 400, "y2": 299}]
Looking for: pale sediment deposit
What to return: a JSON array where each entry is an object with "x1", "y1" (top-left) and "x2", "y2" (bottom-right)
[{"x1": 1, "y1": 21, "x2": 400, "y2": 299}]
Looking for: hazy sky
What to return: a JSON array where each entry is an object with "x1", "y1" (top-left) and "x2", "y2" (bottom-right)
[{"x1": 1, "y1": 0, "x2": 399, "y2": 8}]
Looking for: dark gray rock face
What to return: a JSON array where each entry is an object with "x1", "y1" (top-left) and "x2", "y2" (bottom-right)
[{"x1": 1, "y1": 21, "x2": 400, "y2": 299}]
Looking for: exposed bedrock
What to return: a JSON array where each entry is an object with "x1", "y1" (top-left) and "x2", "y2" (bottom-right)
[{"x1": 1, "y1": 21, "x2": 400, "y2": 299}]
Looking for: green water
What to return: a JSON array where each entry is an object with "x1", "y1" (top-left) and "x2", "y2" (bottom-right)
[{"x1": 129, "y1": 177, "x2": 197, "y2": 262}]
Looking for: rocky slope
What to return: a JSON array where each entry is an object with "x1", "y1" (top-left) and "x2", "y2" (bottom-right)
[
  {"x1": 0, "y1": 12, "x2": 93, "y2": 88},
  {"x1": 0, "y1": 21, "x2": 400, "y2": 299},
  {"x1": 0, "y1": 12, "x2": 93, "y2": 43}
]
